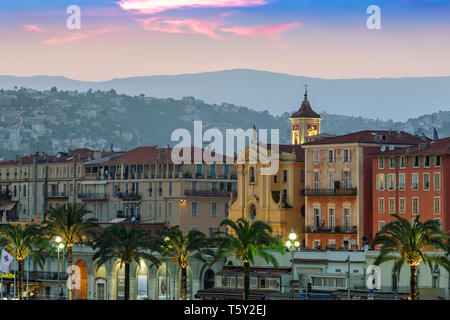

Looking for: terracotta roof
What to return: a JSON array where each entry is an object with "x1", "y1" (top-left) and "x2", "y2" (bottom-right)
[
  {"x1": 103, "y1": 146, "x2": 233, "y2": 165},
  {"x1": 290, "y1": 91, "x2": 321, "y2": 119},
  {"x1": 368, "y1": 137, "x2": 450, "y2": 156},
  {"x1": 264, "y1": 144, "x2": 305, "y2": 161},
  {"x1": 0, "y1": 148, "x2": 97, "y2": 166},
  {"x1": 302, "y1": 130, "x2": 427, "y2": 146}
]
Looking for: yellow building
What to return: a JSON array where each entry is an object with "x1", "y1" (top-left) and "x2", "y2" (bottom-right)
[{"x1": 290, "y1": 88, "x2": 322, "y2": 145}]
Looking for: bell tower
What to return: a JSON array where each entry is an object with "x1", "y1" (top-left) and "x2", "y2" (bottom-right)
[{"x1": 290, "y1": 84, "x2": 321, "y2": 145}]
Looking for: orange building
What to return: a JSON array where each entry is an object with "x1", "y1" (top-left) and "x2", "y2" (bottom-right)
[
  {"x1": 371, "y1": 137, "x2": 450, "y2": 237},
  {"x1": 302, "y1": 130, "x2": 424, "y2": 249}
]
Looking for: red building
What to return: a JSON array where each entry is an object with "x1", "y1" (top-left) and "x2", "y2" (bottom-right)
[{"x1": 371, "y1": 137, "x2": 450, "y2": 238}]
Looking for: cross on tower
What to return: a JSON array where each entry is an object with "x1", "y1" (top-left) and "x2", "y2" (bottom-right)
[{"x1": 303, "y1": 83, "x2": 308, "y2": 97}]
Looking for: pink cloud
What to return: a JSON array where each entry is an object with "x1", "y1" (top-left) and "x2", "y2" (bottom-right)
[
  {"x1": 23, "y1": 24, "x2": 44, "y2": 33},
  {"x1": 221, "y1": 22, "x2": 301, "y2": 40},
  {"x1": 118, "y1": 0, "x2": 266, "y2": 14},
  {"x1": 42, "y1": 28, "x2": 114, "y2": 45},
  {"x1": 136, "y1": 17, "x2": 222, "y2": 39}
]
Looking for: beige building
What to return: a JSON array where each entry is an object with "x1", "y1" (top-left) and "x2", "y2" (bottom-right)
[{"x1": 82, "y1": 146, "x2": 237, "y2": 236}]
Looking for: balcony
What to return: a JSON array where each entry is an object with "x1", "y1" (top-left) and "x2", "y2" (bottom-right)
[
  {"x1": 28, "y1": 271, "x2": 68, "y2": 281},
  {"x1": 116, "y1": 210, "x2": 141, "y2": 221},
  {"x1": 184, "y1": 190, "x2": 237, "y2": 198},
  {"x1": 0, "y1": 190, "x2": 12, "y2": 199},
  {"x1": 303, "y1": 188, "x2": 357, "y2": 196},
  {"x1": 118, "y1": 192, "x2": 141, "y2": 201},
  {"x1": 78, "y1": 193, "x2": 108, "y2": 201},
  {"x1": 305, "y1": 225, "x2": 357, "y2": 234},
  {"x1": 46, "y1": 192, "x2": 69, "y2": 199}
]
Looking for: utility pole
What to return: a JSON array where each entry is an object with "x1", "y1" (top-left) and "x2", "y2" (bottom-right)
[{"x1": 347, "y1": 255, "x2": 351, "y2": 300}]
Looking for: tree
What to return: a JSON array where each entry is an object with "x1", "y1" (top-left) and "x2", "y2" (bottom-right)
[
  {"x1": 373, "y1": 215, "x2": 450, "y2": 300},
  {"x1": 156, "y1": 227, "x2": 214, "y2": 300},
  {"x1": 0, "y1": 224, "x2": 46, "y2": 300},
  {"x1": 43, "y1": 204, "x2": 98, "y2": 300},
  {"x1": 93, "y1": 223, "x2": 159, "y2": 300},
  {"x1": 214, "y1": 218, "x2": 284, "y2": 300}
]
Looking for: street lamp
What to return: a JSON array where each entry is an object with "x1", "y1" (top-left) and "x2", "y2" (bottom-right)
[
  {"x1": 54, "y1": 237, "x2": 65, "y2": 298},
  {"x1": 285, "y1": 231, "x2": 300, "y2": 300}
]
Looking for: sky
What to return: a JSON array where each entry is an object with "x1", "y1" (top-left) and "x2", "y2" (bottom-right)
[{"x1": 1, "y1": 0, "x2": 450, "y2": 81}]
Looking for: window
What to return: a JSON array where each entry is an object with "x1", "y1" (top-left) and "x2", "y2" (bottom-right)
[
  {"x1": 378, "y1": 221, "x2": 385, "y2": 232},
  {"x1": 158, "y1": 182, "x2": 163, "y2": 197},
  {"x1": 343, "y1": 149, "x2": 351, "y2": 163},
  {"x1": 209, "y1": 227, "x2": 219, "y2": 238},
  {"x1": 211, "y1": 182, "x2": 217, "y2": 192},
  {"x1": 378, "y1": 157, "x2": 384, "y2": 169},
  {"x1": 313, "y1": 150, "x2": 319, "y2": 163},
  {"x1": 158, "y1": 202, "x2": 163, "y2": 218},
  {"x1": 328, "y1": 171, "x2": 334, "y2": 190},
  {"x1": 148, "y1": 182, "x2": 152, "y2": 197},
  {"x1": 192, "y1": 182, "x2": 197, "y2": 192},
  {"x1": 423, "y1": 173, "x2": 430, "y2": 190},
  {"x1": 389, "y1": 198, "x2": 395, "y2": 214},
  {"x1": 389, "y1": 158, "x2": 396, "y2": 169},
  {"x1": 225, "y1": 203, "x2": 229, "y2": 217},
  {"x1": 283, "y1": 170, "x2": 287, "y2": 183},
  {"x1": 344, "y1": 209, "x2": 351, "y2": 232},
  {"x1": 148, "y1": 203, "x2": 153, "y2": 218},
  {"x1": 313, "y1": 208, "x2": 320, "y2": 229},
  {"x1": 435, "y1": 155, "x2": 441, "y2": 166},
  {"x1": 413, "y1": 156, "x2": 419, "y2": 167},
  {"x1": 211, "y1": 203, "x2": 217, "y2": 217},
  {"x1": 168, "y1": 182, "x2": 172, "y2": 196},
  {"x1": 425, "y1": 156, "x2": 430, "y2": 167},
  {"x1": 313, "y1": 172, "x2": 319, "y2": 190},
  {"x1": 376, "y1": 174, "x2": 385, "y2": 190},
  {"x1": 434, "y1": 197, "x2": 440, "y2": 215},
  {"x1": 328, "y1": 208, "x2": 335, "y2": 231},
  {"x1": 378, "y1": 198, "x2": 385, "y2": 213},
  {"x1": 398, "y1": 173, "x2": 405, "y2": 190},
  {"x1": 400, "y1": 156, "x2": 407, "y2": 168},
  {"x1": 387, "y1": 174, "x2": 396, "y2": 190},
  {"x1": 191, "y1": 202, "x2": 198, "y2": 217},
  {"x1": 411, "y1": 173, "x2": 419, "y2": 190},
  {"x1": 273, "y1": 175, "x2": 278, "y2": 183},
  {"x1": 328, "y1": 150, "x2": 335, "y2": 163},
  {"x1": 168, "y1": 202, "x2": 172, "y2": 217},
  {"x1": 434, "y1": 172, "x2": 441, "y2": 190},
  {"x1": 399, "y1": 198, "x2": 405, "y2": 213},
  {"x1": 343, "y1": 171, "x2": 351, "y2": 189},
  {"x1": 412, "y1": 198, "x2": 419, "y2": 215},
  {"x1": 282, "y1": 189, "x2": 287, "y2": 201}
]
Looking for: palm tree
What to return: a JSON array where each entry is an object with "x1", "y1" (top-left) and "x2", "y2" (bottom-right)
[
  {"x1": 373, "y1": 215, "x2": 450, "y2": 300},
  {"x1": 43, "y1": 204, "x2": 98, "y2": 300},
  {"x1": 0, "y1": 224, "x2": 46, "y2": 300},
  {"x1": 214, "y1": 218, "x2": 284, "y2": 300},
  {"x1": 93, "y1": 223, "x2": 160, "y2": 300},
  {"x1": 156, "y1": 227, "x2": 214, "y2": 300}
]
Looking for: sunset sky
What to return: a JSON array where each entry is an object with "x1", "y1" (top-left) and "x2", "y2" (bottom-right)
[{"x1": 1, "y1": 0, "x2": 450, "y2": 81}]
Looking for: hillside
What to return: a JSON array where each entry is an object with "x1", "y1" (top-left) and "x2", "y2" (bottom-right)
[
  {"x1": 1, "y1": 69, "x2": 450, "y2": 121},
  {"x1": 0, "y1": 87, "x2": 448, "y2": 160}
]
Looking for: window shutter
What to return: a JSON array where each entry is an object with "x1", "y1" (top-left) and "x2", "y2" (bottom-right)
[
  {"x1": 341, "y1": 150, "x2": 344, "y2": 162},
  {"x1": 348, "y1": 171, "x2": 352, "y2": 188},
  {"x1": 326, "y1": 151, "x2": 329, "y2": 163},
  {"x1": 376, "y1": 174, "x2": 380, "y2": 190},
  {"x1": 348, "y1": 149, "x2": 351, "y2": 162},
  {"x1": 393, "y1": 174, "x2": 397, "y2": 190}
]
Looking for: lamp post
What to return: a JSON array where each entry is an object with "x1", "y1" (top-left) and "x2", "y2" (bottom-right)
[
  {"x1": 285, "y1": 231, "x2": 300, "y2": 300},
  {"x1": 54, "y1": 236, "x2": 64, "y2": 299}
]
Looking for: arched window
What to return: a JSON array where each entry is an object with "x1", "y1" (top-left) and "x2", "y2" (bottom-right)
[{"x1": 204, "y1": 269, "x2": 215, "y2": 290}]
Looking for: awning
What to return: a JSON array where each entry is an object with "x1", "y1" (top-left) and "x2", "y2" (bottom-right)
[
  {"x1": 0, "y1": 201, "x2": 17, "y2": 211},
  {"x1": 81, "y1": 181, "x2": 108, "y2": 185}
]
